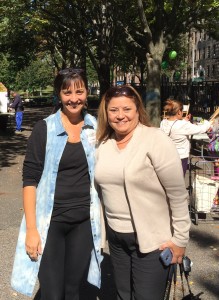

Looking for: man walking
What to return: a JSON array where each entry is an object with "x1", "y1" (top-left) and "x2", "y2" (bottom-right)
[{"x1": 9, "y1": 91, "x2": 24, "y2": 132}]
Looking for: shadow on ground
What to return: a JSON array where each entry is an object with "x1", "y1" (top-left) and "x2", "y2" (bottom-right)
[
  {"x1": 0, "y1": 105, "x2": 98, "y2": 170},
  {"x1": 0, "y1": 107, "x2": 53, "y2": 169},
  {"x1": 189, "y1": 226, "x2": 219, "y2": 298}
]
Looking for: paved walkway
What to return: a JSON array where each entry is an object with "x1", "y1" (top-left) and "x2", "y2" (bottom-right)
[{"x1": 0, "y1": 107, "x2": 219, "y2": 299}]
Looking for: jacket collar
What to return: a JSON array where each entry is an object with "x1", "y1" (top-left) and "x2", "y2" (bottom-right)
[{"x1": 53, "y1": 109, "x2": 94, "y2": 136}]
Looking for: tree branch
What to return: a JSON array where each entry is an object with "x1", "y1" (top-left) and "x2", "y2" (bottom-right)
[{"x1": 136, "y1": 0, "x2": 152, "y2": 38}]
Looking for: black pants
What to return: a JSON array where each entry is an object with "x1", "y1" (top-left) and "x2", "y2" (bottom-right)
[
  {"x1": 181, "y1": 157, "x2": 188, "y2": 177},
  {"x1": 38, "y1": 219, "x2": 93, "y2": 300},
  {"x1": 108, "y1": 226, "x2": 169, "y2": 300}
]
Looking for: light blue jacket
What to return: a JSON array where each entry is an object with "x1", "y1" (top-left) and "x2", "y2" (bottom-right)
[{"x1": 11, "y1": 109, "x2": 103, "y2": 297}]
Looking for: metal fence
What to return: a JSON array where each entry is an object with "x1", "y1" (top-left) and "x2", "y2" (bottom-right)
[
  {"x1": 86, "y1": 81, "x2": 219, "y2": 120},
  {"x1": 161, "y1": 81, "x2": 219, "y2": 118}
]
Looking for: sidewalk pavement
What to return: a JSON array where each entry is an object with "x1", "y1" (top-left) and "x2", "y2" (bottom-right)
[{"x1": 0, "y1": 107, "x2": 219, "y2": 300}]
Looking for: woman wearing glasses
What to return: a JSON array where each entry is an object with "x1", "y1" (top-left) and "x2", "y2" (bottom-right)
[
  {"x1": 11, "y1": 68, "x2": 103, "y2": 299},
  {"x1": 95, "y1": 85, "x2": 191, "y2": 300}
]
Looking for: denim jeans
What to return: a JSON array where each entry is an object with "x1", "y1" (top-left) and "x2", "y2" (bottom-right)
[{"x1": 15, "y1": 111, "x2": 23, "y2": 131}]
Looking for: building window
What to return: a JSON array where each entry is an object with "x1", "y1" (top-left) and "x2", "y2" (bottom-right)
[
  {"x1": 215, "y1": 44, "x2": 219, "y2": 58},
  {"x1": 207, "y1": 65, "x2": 210, "y2": 77},
  {"x1": 195, "y1": 31, "x2": 197, "y2": 43},
  {"x1": 199, "y1": 31, "x2": 202, "y2": 41},
  {"x1": 212, "y1": 64, "x2": 215, "y2": 77},
  {"x1": 207, "y1": 46, "x2": 210, "y2": 58},
  {"x1": 213, "y1": 44, "x2": 216, "y2": 57},
  {"x1": 199, "y1": 31, "x2": 202, "y2": 40},
  {"x1": 203, "y1": 48, "x2": 205, "y2": 59}
]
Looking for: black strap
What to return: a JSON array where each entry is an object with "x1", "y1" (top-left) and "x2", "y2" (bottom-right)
[
  {"x1": 164, "y1": 263, "x2": 196, "y2": 300},
  {"x1": 163, "y1": 264, "x2": 177, "y2": 300},
  {"x1": 164, "y1": 262, "x2": 204, "y2": 300},
  {"x1": 179, "y1": 264, "x2": 194, "y2": 297}
]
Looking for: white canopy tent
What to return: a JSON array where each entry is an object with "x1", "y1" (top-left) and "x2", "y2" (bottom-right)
[{"x1": 0, "y1": 82, "x2": 9, "y2": 113}]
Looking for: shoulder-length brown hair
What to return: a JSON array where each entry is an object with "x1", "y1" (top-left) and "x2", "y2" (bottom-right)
[{"x1": 97, "y1": 85, "x2": 150, "y2": 143}]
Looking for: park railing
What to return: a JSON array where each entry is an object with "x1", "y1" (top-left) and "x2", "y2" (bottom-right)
[
  {"x1": 160, "y1": 80, "x2": 219, "y2": 119},
  {"x1": 119, "y1": 80, "x2": 219, "y2": 120}
]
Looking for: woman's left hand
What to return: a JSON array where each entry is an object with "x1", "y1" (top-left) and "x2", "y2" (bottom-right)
[{"x1": 159, "y1": 241, "x2": 186, "y2": 264}]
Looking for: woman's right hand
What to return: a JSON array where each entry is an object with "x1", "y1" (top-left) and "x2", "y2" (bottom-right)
[
  {"x1": 25, "y1": 228, "x2": 42, "y2": 261},
  {"x1": 184, "y1": 113, "x2": 191, "y2": 121}
]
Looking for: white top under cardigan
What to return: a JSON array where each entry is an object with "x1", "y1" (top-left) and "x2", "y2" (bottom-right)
[
  {"x1": 95, "y1": 140, "x2": 134, "y2": 233},
  {"x1": 95, "y1": 124, "x2": 191, "y2": 253}
]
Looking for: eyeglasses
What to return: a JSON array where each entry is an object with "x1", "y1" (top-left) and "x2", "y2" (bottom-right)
[{"x1": 58, "y1": 68, "x2": 85, "y2": 75}]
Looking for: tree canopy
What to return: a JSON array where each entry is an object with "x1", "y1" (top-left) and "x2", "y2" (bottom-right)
[{"x1": 0, "y1": 0, "x2": 218, "y2": 124}]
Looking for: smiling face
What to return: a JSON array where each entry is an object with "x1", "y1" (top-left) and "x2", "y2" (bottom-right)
[
  {"x1": 107, "y1": 96, "x2": 139, "y2": 137},
  {"x1": 60, "y1": 80, "x2": 87, "y2": 116}
]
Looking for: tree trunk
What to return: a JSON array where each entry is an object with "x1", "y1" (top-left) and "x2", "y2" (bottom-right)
[
  {"x1": 145, "y1": 45, "x2": 164, "y2": 127},
  {"x1": 98, "y1": 63, "x2": 111, "y2": 99}
]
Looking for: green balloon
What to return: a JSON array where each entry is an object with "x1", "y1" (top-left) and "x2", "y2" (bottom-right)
[
  {"x1": 161, "y1": 61, "x2": 168, "y2": 69},
  {"x1": 169, "y1": 50, "x2": 177, "y2": 59}
]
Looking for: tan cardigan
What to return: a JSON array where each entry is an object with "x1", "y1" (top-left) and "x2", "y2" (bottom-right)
[{"x1": 96, "y1": 124, "x2": 191, "y2": 253}]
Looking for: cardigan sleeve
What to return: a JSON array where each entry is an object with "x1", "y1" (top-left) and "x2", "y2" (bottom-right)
[
  {"x1": 23, "y1": 120, "x2": 47, "y2": 187},
  {"x1": 149, "y1": 130, "x2": 191, "y2": 247}
]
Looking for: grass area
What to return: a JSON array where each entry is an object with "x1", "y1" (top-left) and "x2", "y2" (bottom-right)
[{"x1": 18, "y1": 86, "x2": 101, "y2": 108}]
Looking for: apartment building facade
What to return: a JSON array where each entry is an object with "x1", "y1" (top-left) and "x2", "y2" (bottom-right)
[{"x1": 188, "y1": 29, "x2": 219, "y2": 81}]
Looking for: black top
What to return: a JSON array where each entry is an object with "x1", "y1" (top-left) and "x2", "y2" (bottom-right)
[
  {"x1": 10, "y1": 94, "x2": 24, "y2": 112},
  {"x1": 23, "y1": 120, "x2": 90, "y2": 223}
]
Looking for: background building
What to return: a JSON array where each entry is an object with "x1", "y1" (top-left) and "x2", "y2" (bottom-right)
[{"x1": 188, "y1": 29, "x2": 219, "y2": 81}]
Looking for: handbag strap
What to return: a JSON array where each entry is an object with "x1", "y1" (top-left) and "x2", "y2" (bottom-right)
[
  {"x1": 163, "y1": 264, "x2": 177, "y2": 300},
  {"x1": 179, "y1": 264, "x2": 194, "y2": 297},
  {"x1": 168, "y1": 120, "x2": 178, "y2": 137},
  {"x1": 164, "y1": 262, "x2": 204, "y2": 300},
  {"x1": 164, "y1": 263, "x2": 194, "y2": 300}
]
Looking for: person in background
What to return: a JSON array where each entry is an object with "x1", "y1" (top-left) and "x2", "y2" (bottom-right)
[
  {"x1": 207, "y1": 116, "x2": 219, "y2": 212},
  {"x1": 207, "y1": 116, "x2": 219, "y2": 156},
  {"x1": 11, "y1": 68, "x2": 103, "y2": 300},
  {"x1": 95, "y1": 85, "x2": 191, "y2": 300},
  {"x1": 9, "y1": 91, "x2": 24, "y2": 133},
  {"x1": 160, "y1": 99, "x2": 211, "y2": 176}
]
